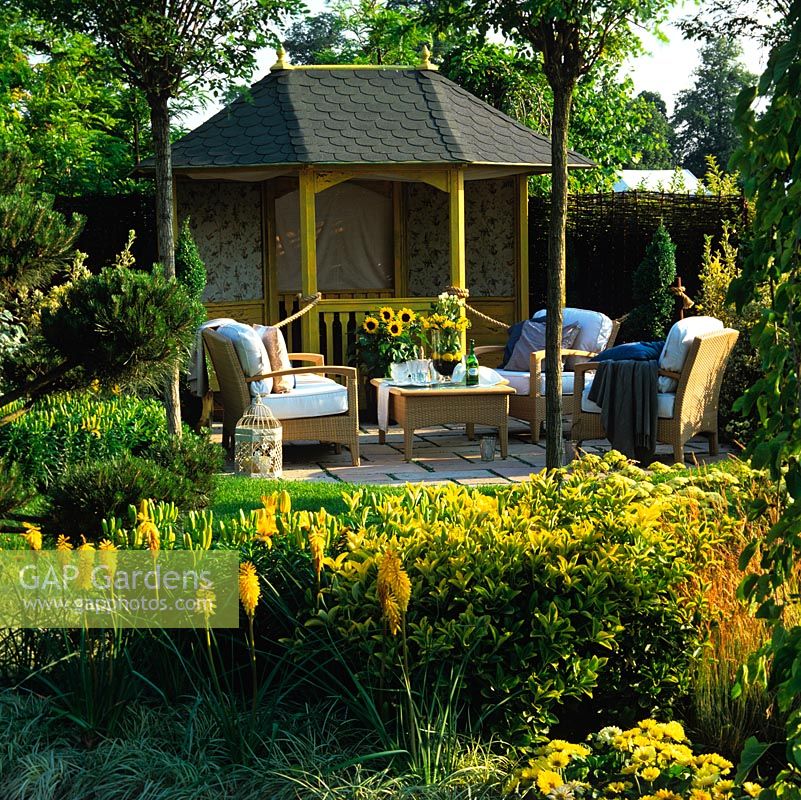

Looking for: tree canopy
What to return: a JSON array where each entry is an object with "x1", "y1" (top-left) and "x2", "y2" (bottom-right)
[
  {"x1": 283, "y1": 1, "x2": 674, "y2": 192},
  {"x1": 0, "y1": 7, "x2": 150, "y2": 196},
  {"x1": 25, "y1": 0, "x2": 300, "y2": 434},
  {"x1": 728, "y1": 1, "x2": 801, "y2": 791},
  {"x1": 671, "y1": 37, "x2": 756, "y2": 177},
  {"x1": 630, "y1": 91, "x2": 676, "y2": 169}
]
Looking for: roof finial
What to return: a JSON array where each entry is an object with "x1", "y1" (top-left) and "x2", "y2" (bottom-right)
[
  {"x1": 271, "y1": 46, "x2": 291, "y2": 71},
  {"x1": 418, "y1": 44, "x2": 438, "y2": 71}
]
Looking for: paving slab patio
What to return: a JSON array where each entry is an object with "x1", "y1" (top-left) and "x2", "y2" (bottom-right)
[{"x1": 217, "y1": 418, "x2": 735, "y2": 485}]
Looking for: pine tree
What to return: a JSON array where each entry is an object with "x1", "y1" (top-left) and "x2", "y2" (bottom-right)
[{"x1": 0, "y1": 151, "x2": 83, "y2": 301}]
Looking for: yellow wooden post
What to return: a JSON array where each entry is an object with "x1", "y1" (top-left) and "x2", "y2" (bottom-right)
[
  {"x1": 517, "y1": 173, "x2": 530, "y2": 322},
  {"x1": 448, "y1": 168, "x2": 466, "y2": 350},
  {"x1": 298, "y1": 168, "x2": 319, "y2": 353}
]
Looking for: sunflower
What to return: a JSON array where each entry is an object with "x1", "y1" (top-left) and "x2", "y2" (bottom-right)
[
  {"x1": 388, "y1": 321, "x2": 403, "y2": 337},
  {"x1": 378, "y1": 306, "x2": 395, "y2": 322},
  {"x1": 363, "y1": 316, "x2": 379, "y2": 333},
  {"x1": 397, "y1": 307, "x2": 415, "y2": 324}
]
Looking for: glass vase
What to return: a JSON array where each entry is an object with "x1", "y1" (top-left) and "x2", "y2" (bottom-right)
[{"x1": 430, "y1": 330, "x2": 461, "y2": 382}]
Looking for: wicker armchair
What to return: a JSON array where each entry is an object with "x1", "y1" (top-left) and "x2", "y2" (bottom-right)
[
  {"x1": 475, "y1": 317, "x2": 621, "y2": 440},
  {"x1": 202, "y1": 328, "x2": 360, "y2": 466},
  {"x1": 571, "y1": 328, "x2": 739, "y2": 463}
]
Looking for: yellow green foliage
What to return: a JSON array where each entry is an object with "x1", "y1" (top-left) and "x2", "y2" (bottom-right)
[
  {"x1": 292, "y1": 454, "x2": 771, "y2": 741},
  {"x1": 28, "y1": 459, "x2": 775, "y2": 749}
]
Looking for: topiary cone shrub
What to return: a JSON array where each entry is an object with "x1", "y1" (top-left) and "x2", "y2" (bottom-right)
[{"x1": 621, "y1": 223, "x2": 677, "y2": 342}]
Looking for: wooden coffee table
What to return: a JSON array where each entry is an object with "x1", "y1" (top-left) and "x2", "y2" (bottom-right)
[{"x1": 371, "y1": 379, "x2": 515, "y2": 461}]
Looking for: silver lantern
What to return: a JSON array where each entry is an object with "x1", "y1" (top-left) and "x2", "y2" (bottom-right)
[{"x1": 234, "y1": 400, "x2": 283, "y2": 478}]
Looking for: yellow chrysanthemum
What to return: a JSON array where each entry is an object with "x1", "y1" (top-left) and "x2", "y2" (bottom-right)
[
  {"x1": 605, "y1": 782, "x2": 631, "y2": 794},
  {"x1": 653, "y1": 791, "x2": 682, "y2": 800},
  {"x1": 535, "y1": 770, "x2": 563, "y2": 794},
  {"x1": 632, "y1": 745, "x2": 656, "y2": 763},
  {"x1": 689, "y1": 790, "x2": 712, "y2": 800},
  {"x1": 378, "y1": 306, "x2": 394, "y2": 322},
  {"x1": 376, "y1": 549, "x2": 411, "y2": 635},
  {"x1": 660, "y1": 720, "x2": 686, "y2": 742},
  {"x1": 22, "y1": 522, "x2": 42, "y2": 551},
  {"x1": 238, "y1": 561, "x2": 260, "y2": 617},
  {"x1": 742, "y1": 783, "x2": 762, "y2": 798},
  {"x1": 640, "y1": 767, "x2": 660, "y2": 781},
  {"x1": 397, "y1": 308, "x2": 415, "y2": 324},
  {"x1": 363, "y1": 316, "x2": 379, "y2": 333},
  {"x1": 547, "y1": 751, "x2": 570, "y2": 769},
  {"x1": 388, "y1": 321, "x2": 403, "y2": 337},
  {"x1": 56, "y1": 534, "x2": 73, "y2": 551}
]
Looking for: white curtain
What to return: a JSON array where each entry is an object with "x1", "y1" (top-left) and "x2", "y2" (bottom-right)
[{"x1": 275, "y1": 181, "x2": 394, "y2": 292}]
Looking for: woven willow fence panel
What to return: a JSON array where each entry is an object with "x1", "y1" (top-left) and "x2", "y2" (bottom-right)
[{"x1": 528, "y1": 191, "x2": 750, "y2": 318}]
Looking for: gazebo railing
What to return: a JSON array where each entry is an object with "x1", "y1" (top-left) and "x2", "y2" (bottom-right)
[{"x1": 279, "y1": 294, "x2": 515, "y2": 367}]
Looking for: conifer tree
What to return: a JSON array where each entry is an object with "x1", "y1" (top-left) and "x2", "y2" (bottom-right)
[{"x1": 622, "y1": 224, "x2": 677, "y2": 341}]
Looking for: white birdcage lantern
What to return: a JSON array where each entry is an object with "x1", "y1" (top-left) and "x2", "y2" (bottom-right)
[{"x1": 234, "y1": 400, "x2": 283, "y2": 478}]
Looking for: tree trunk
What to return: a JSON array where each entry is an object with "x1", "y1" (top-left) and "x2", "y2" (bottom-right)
[
  {"x1": 150, "y1": 93, "x2": 182, "y2": 437},
  {"x1": 544, "y1": 82, "x2": 573, "y2": 469}
]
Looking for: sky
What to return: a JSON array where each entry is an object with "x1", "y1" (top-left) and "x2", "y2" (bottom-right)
[
  {"x1": 625, "y1": 1, "x2": 769, "y2": 115},
  {"x1": 181, "y1": 0, "x2": 770, "y2": 129}
]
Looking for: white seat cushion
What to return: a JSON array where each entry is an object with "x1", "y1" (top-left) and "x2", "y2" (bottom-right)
[
  {"x1": 581, "y1": 385, "x2": 675, "y2": 419},
  {"x1": 658, "y1": 316, "x2": 724, "y2": 392},
  {"x1": 497, "y1": 369, "x2": 593, "y2": 397},
  {"x1": 254, "y1": 374, "x2": 348, "y2": 420}
]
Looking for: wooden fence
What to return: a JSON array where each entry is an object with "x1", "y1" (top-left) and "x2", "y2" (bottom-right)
[{"x1": 528, "y1": 191, "x2": 750, "y2": 318}]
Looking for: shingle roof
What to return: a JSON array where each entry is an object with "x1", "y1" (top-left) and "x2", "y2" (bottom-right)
[{"x1": 162, "y1": 68, "x2": 593, "y2": 170}]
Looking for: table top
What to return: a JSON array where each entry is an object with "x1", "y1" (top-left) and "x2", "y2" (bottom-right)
[{"x1": 370, "y1": 378, "x2": 514, "y2": 397}]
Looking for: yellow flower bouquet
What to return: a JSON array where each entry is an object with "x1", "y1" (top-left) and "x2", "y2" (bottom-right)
[
  {"x1": 353, "y1": 306, "x2": 422, "y2": 379},
  {"x1": 420, "y1": 292, "x2": 470, "y2": 380}
]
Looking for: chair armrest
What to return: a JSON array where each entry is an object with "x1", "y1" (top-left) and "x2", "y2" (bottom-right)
[
  {"x1": 474, "y1": 345, "x2": 505, "y2": 356},
  {"x1": 658, "y1": 368, "x2": 681, "y2": 381},
  {"x1": 572, "y1": 362, "x2": 600, "y2": 409},
  {"x1": 529, "y1": 348, "x2": 600, "y2": 370},
  {"x1": 245, "y1": 365, "x2": 358, "y2": 383},
  {"x1": 527, "y1": 349, "x2": 600, "y2": 397},
  {"x1": 289, "y1": 352, "x2": 325, "y2": 365}
]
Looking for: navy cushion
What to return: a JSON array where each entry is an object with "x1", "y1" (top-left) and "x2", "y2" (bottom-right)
[
  {"x1": 591, "y1": 340, "x2": 665, "y2": 363},
  {"x1": 501, "y1": 319, "x2": 527, "y2": 369}
]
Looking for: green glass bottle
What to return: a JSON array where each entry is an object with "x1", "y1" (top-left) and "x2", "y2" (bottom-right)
[{"x1": 465, "y1": 339, "x2": 479, "y2": 386}]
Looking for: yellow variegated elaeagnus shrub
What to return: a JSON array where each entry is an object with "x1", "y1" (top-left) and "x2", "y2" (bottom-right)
[{"x1": 292, "y1": 454, "x2": 771, "y2": 742}]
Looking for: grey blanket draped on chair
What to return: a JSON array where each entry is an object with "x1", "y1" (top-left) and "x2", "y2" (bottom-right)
[{"x1": 587, "y1": 359, "x2": 659, "y2": 462}]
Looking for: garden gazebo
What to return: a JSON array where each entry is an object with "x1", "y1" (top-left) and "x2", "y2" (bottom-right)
[{"x1": 161, "y1": 48, "x2": 592, "y2": 361}]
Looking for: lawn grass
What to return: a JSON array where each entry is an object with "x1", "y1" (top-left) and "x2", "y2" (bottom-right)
[
  {"x1": 212, "y1": 475, "x2": 403, "y2": 519},
  {"x1": 211, "y1": 457, "x2": 737, "y2": 522}
]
